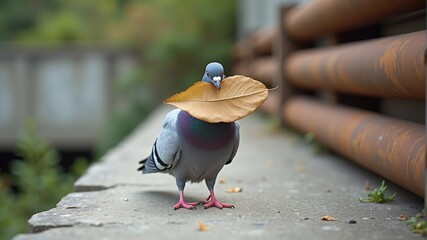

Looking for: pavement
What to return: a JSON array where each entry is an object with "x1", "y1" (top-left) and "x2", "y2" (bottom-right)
[{"x1": 14, "y1": 106, "x2": 424, "y2": 240}]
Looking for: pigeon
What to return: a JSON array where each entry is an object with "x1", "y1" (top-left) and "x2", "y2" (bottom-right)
[{"x1": 138, "y1": 62, "x2": 240, "y2": 210}]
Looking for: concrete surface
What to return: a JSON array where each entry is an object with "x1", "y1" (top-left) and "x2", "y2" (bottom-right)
[{"x1": 14, "y1": 106, "x2": 424, "y2": 240}]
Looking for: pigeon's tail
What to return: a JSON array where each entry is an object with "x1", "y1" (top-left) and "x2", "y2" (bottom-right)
[{"x1": 137, "y1": 155, "x2": 159, "y2": 174}]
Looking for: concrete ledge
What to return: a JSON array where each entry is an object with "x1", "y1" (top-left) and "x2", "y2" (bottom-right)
[
  {"x1": 74, "y1": 106, "x2": 174, "y2": 192},
  {"x1": 14, "y1": 106, "x2": 423, "y2": 240}
]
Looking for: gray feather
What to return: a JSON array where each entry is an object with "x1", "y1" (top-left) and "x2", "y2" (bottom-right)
[
  {"x1": 139, "y1": 109, "x2": 181, "y2": 173},
  {"x1": 139, "y1": 109, "x2": 239, "y2": 183}
]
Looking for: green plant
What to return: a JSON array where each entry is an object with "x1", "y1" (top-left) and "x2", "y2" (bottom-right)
[
  {"x1": 359, "y1": 180, "x2": 396, "y2": 203},
  {"x1": 0, "y1": 123, "x2": 88, "y2": 240},
  {"x1": 406, "y1": 213, "x2": 426, "y2": 236}
]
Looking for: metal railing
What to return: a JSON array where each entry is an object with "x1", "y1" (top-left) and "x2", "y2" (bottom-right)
[{"x1": 232, "y1": 0, "x2": 426, "y2": 198}]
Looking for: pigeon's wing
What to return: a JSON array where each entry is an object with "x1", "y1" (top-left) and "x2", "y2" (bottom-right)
[
  {"x1": 225, "y1": 121, "x2": 240, "y2": 165},
  {"x1": 138, "y1": 109, "x2": 181, "y2": 173}
]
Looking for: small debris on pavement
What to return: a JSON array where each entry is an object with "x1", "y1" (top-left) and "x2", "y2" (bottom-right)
[
  {"x1": 346, "y1": 219, "x2": 357, "y2": 224},
  {"x1": 398, "y1": 215, "x2": 408, "y2": 221},
  {"x1": 321, "y1": 215, "x2": 337, "y2": 221},
  {"x1": 227, "y1": 187, "x2": 243, "y2": 193},
  {"x1": 65, "y1": 206, "x2": 79, "y2": 209},
  {"x1": 198, "y1": 222, "x2": 209, "y2": 231},
  {"x1": 218, "y1": 178, "x2": 226, "y2": 184}
]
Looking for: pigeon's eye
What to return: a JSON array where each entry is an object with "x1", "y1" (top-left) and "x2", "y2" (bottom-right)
[{"x1": 206, "y1": 72, "x2": 210, "y2": 77}]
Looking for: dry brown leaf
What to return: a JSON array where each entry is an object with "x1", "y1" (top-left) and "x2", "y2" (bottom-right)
[
  {"x1": 321, "y1": 215, "x2": 337, "y2": 221},
  {"x1": 198, "y1": 222, "x2": 209, "y2": 231},
  {"x1": 164, "y1": 75, "x2": 268, "y2": 123},
  {"x1": 398, "y1": 215, "x2": 408, "y2": 221},
  {"x1": 226, "y1": 187, "x2": 243, "y2": 193}
]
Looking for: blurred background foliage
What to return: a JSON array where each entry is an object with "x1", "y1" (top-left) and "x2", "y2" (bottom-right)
[
  {"x1": 0, "y1": 0, "x2": 236, "y2": 239},
  {"x1": 0, "y1": 122, "x2": 88, "y2": 240}
]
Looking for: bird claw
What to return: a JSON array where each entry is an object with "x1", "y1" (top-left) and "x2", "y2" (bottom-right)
[
  {"x1": 202, "y1": 191, "x2": 234, "y2": 209},
  {"x1": 203, "y1": 200, "x2": 234, "y2": 209},
  {"x1": 173, "y1": 201, "x2": 200, "y2": 210}
]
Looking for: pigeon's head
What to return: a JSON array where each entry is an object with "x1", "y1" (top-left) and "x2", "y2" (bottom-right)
[{"x1": 202, "y1": 62, "x2": 225, "y2": 90}]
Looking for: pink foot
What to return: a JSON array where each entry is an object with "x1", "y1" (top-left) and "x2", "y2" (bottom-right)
[
  {"x1": 174, "y1": 201, "x2": 199, "y2": 210},
  {"x1": 203, "y1": 190, "x2": 234, "y2": 209},
  {"x1": 174, "y1": 191, "x2": 200, "y2": 210}
]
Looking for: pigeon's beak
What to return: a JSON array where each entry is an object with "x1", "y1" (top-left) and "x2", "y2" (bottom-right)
[{"x1": 212, "y1": 76, "x2": 222, "y2": 90}]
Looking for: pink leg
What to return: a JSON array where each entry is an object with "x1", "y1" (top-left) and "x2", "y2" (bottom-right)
[
  {"x1": 202, "y1": 194, "x2": 211, "y2": 204},
  {"x1": 174, "y1": 191, "x2": 200, "y2": 210},
  {"x1": 203, "y1": 190, "x2": 234, "y2": 209}
]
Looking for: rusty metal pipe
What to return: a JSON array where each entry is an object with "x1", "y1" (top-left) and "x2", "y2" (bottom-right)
[
  {"x1": 283, "y1": 96, "x2": 425, "y2": 197},
  {"x1": 285, "y1": 31, "x2": 426, "y2": 100},
  {"x1": 284, "y1": 0, "x2": 425, "y2": 41},
  {"x1": 233, "y1": 39, "x2": 252, "y2": 61},
  {"x1": 233, "y1": 57, "x2": 277, "y2": 86},
  {"x1": 249, "y1": 57, "x2": 277, "y2": 86},
  {"x1": 251, "y1": 25, "x2": 277, "y2": 56},
  {"x1": 233, "y1": 25, "x2": 277, "y2": 61}
]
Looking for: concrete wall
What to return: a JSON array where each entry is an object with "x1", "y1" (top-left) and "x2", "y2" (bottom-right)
[{"x1": 0, "y1": 47, "x2": 137, "y2": 149}]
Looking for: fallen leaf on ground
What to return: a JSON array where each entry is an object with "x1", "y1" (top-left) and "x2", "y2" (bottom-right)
[
  {"x1": 399, "y1": 215, "x2": 408, "y2": 221},
  {"x1": 198, "y1": 222, "x2": 209, "y2": 231},
  {"x1": 227, "y1": 187, "x2": 243, "y2": 193},
  {"x1": 321, "y1": 215, "x2": 337, "y2": 221},
  {"x1": 164, "y1": 75, "x2": 269, "y2": 123}
]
